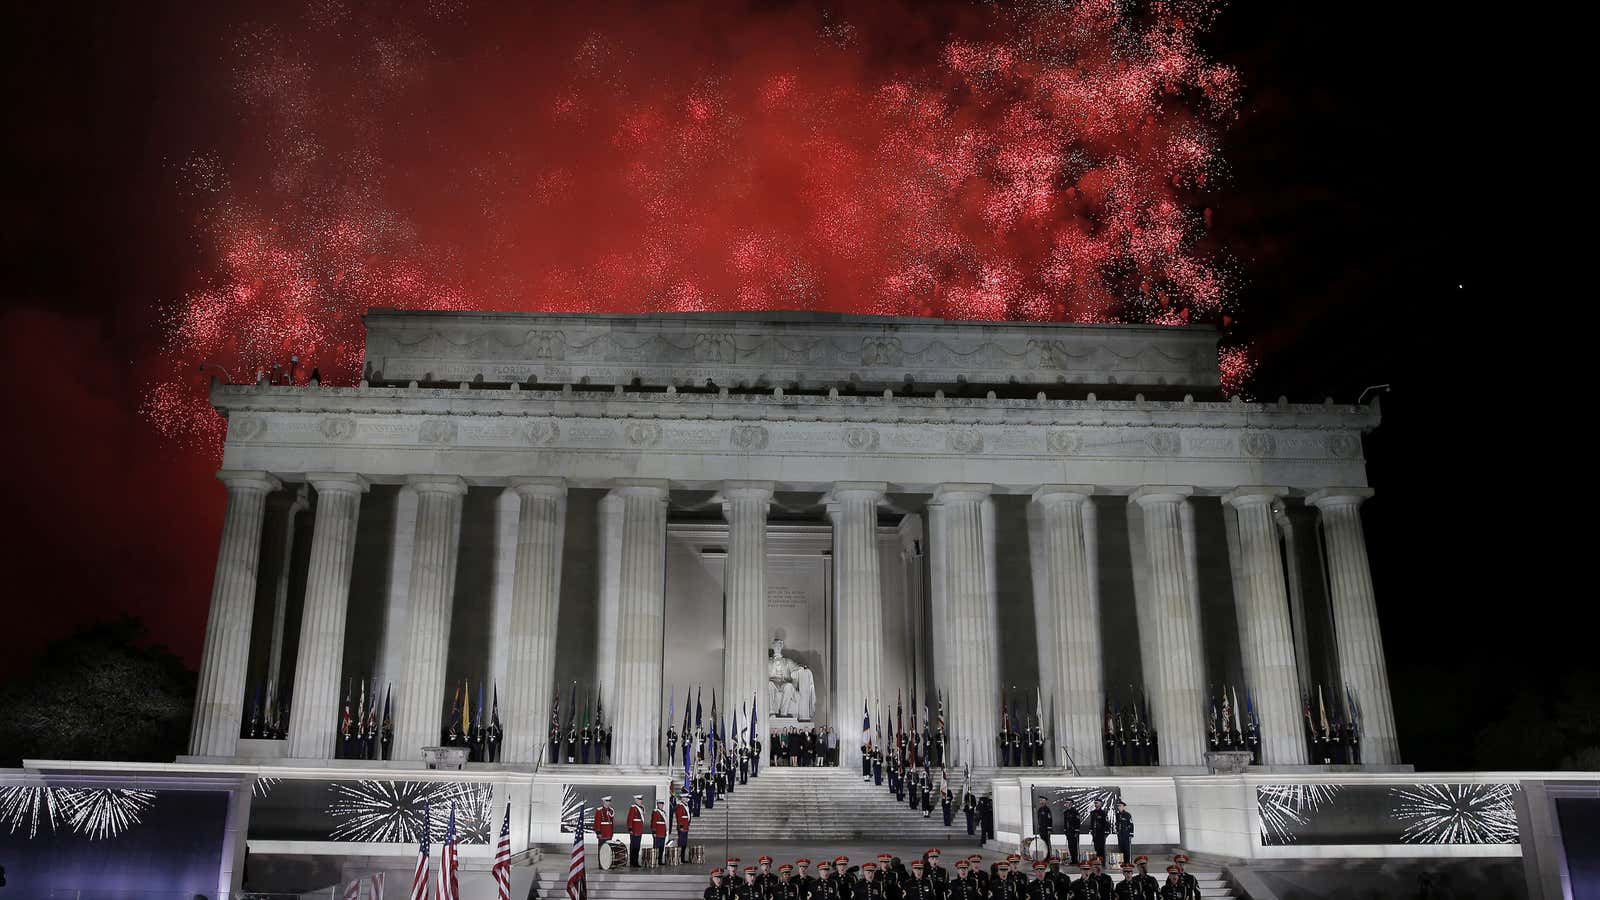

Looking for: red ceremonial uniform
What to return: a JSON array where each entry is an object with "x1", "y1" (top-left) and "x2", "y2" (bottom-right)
[
  {"x1": 652, "y1": 808, "x2": 669, "y2": 838},
  {"x1": 675, "y1": 801, "x2": 692, "y2": 831},
  {"x1": 627, "y1": 804, "x2": 646, "y2": 836},
  {"x1": 595, "y1": 805, "x2": 616, "y2": 840}
]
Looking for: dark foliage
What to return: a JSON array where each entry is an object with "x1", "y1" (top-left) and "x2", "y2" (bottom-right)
[{"x1": 0, "y1": 617, "x2": 194, "y2": 765}]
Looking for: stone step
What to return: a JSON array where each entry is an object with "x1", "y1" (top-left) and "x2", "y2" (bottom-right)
[{"x1": 537, "y1": 870, "x2": 1235, "y2": 900}]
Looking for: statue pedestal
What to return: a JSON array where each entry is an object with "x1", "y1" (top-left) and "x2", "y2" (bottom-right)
[
  {"x1": 769, "y1": 716, "x2": 806, "y2": 732},
  {"x1": 1203, "y1": 750, "x2": 1254, "y2": 774}
]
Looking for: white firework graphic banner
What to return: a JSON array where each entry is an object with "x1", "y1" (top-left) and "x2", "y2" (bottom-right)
[
  {"x1": 559, "y1": 784, "x2": 583, "y2": 832},
  {"x1": 0, "y1": 786, "x2": 156, "y2": 841},
  {"x1": 1391, "y1": 783, "x2": 1519, "y2": 845},
  {"x1": 1035, "y1": 785, "x2": 1122, "y2": 822},
  {"x1": 1255, "y1": 784, "x2": 1341, "y2": 845},
  {"x1": 1254, "y1": 782, "x2": 1521, "y2": 846},
  {"x1": 326, "y1": 780, "x2": 494, "y2": 844}
]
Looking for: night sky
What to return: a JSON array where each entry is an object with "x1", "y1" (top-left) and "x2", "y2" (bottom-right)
[{"x1": 3, "y1": 2, "x2": 1508, "y2": 768}]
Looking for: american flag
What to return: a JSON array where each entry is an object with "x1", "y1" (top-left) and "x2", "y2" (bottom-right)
[
  {"x1": 409, "y1": 803, "x2": 430, "y2": 900},
  {"x1": 568, "y1": 804, "x2": 589, "y2": 900},
  {"x1": 371, "y1": 873, "x2": 385, "y2": 900},
  {"x1": 438, "y1": 804, "x2": 459, "y2": 900},
  {"x1": 493, "y1": 802, "x2": 512, "y2": 900},
  {"x1": 344, "y1": 880, "x2": 362, "y2": 900}
]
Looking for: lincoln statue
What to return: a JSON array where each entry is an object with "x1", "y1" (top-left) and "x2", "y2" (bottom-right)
[{"x1": 768, "y1": 635, "x2": 817, "y2": 721}]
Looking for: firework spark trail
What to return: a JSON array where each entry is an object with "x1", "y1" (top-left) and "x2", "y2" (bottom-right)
[
  {"x1": 0, "y1": 785, "x2": 66, "y2": 839},
  {"x1": 61, "y1": 788, "x2": 157, "y2": 841},
  {"x1": 1256, "y1": 783, "x2": 1340, "y2": 845},
  {"x1": 1391, "y1": 784, "x2": 1519, "y2": 845},
  {"x1": 327, "y1": 780, "x2": 495, "y2": 844},
  {"x1": 1045, "y1": 785, "x2": 1124, "y2": 822},
  {"x1": 145, "y1": 0, "x2": 1248, "y2": 449}
]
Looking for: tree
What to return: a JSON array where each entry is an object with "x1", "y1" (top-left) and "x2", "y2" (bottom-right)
[{"x1": 0, "y1": 617, "x2": 194, "y2": 765}]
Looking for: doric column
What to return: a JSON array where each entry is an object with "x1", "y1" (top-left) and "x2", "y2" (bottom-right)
[
  {"x1": 723, "y1": 481, "x2": 773, "y2": 746},
  {"x1": 1224, "y1": 487, "x2": 1306, "y2": 765},
  {"x1": 827, "y1": 482, "x2": 887, "y2": 771},
  {"x1": 265, "y1": 485, "x2": 309, "y2": 709},
  {"x1": 390, "y1": 476, "x2": 468, "y2": 759},
  {"x1": 285, "y1": 473, "x2": 369, "y2": 758},
  {"x1": 1029, "y1": 486, "x2": 1103, "y2": 769},
  {"x1": 1310, "y1": 487, "x2": 1398, "y2": 764},
  {"x1": 1130, "y1": 486, "x2": 1207, "y2": 767},
  {"x1": 189, "y1": 470, "x2": 281, "y2": 757},
  {"x1": 501, "y1": 478, "x2": 568, "y2": 764},
  {"x1": 609, "y1": 480, "x2": 670, "y2": 766},
  {"x1": 594, "y1": 491, "x2": 624, "y2": 719},
  {"x1": 930, "y1": 484, "x2": 1000, "y2": 767}
]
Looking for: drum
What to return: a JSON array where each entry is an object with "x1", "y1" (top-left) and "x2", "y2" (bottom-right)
[
  {"x1": 1021, "y1": 836, "x2": 1048, "y2": 863},
  {"x1": 665, "y1": 839, "x2": 680, "y2": 866},
  {"x1": 597, "y1": 839, "x2": 614, "y2": 870},
  {"x1": 690, "y1": 844, "x2": 705, "y2": 864},
  {"x1": 642, "y1": 847, "x2": 657, "y2": 869},
  {"x1": 605, "y1": 841, "x2": 627, "y2": 870}
]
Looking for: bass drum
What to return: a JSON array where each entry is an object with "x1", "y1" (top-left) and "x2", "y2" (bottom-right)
[{"x1": 1020, "y1": 836, "x2": 1050, "y2": 863}]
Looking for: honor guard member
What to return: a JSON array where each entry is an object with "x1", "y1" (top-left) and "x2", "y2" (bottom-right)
[
  {"x1": 978, "y1": 793, "x2": 996, "y2": 842},
  {"x1": 874, "y1": 748, "x2": 885, "y2": 786},
  {"x1": 835, "y1": 856, "x2": 858, "y2": 892},
  {"x1": 751, "y1": 735, "x2": 762, "y2": 776},
  {"x1": 1035, "y1": 796, "x2": 1054, "y2": 856},
  {"x1": 1088, "y1": 859, "x2": 1114, "y2": 900},
  {"x1": 922, "y1": 775, "x2": 937, "y2": 818},
  {"x1": 690, "y1": 776, "x2": 703, "y2": 816},
  {"x1": 963, "y1": 788, "x2": 978, "y2": 835},
  {"x1": 949, "y1": 860, "x2": 982, "y2": 900},
  {"x1": 1113, "y1": 865, "x2": 1136, "y2": 900},
  {"x1": 1170, "y1": 856, "x2": 1198, "y2": 899},
  {"x1": 674, "y1": 792, "x2": 693, "y2": 863},
  {"x1": 739, "y1": 743, "x2": 751, "y2": 784},
  {"x1": 703, "y1": 770, "x2": 715, "y2": 810},
  {"x1": 991, "y1": 861, "x2": 1023, "y2": 900},
  {"x1": 625, "y1": 795, "x2": 646, "y2": 867},
  {"x1": 550, "y1": 717, "x2": 561, "y2": 763},
  {"x1": 794, "y1": 859, "x2": 815, "y2": 897},
  {"x1": 773, "y1": 864, "x2": 802, "y2": 900},
  {"x1": 758, "y1": 857, "x2": 779, "y2": 891},
  {"x1": 812, "y1": 861, "x2": 842, "y2": 900},
  {"x1": 874, "y1": 855, "x2": 896, "y2": 892},
  {"x1": 667, "y1": 724, "x2": 679, "y2": 765},
  {"x1": 1114, "y1": 802, "x2": 1134, "y2": 868},
  {"x1": 1131, "y1": 858, "x2": 1157, "y2": 900},
  {"x1": 964, "y1": 855, "x2": 988, "y2": 893},
  {"x1": 706, "y1": 869, "x2": 731, "y2": 900},
  {"x1": 1087, "y1": 802, "x2": 1110, "y2": 865},
  {"x1": 651, "y1": 800, "x2": 669, "y2": 862},
  {"x1": 735, "y1": 867, "x2": 762, "y2": 900},
  {"x1": 1158, "y1": 868, "x2": 1184, "y2": 900},
  {"x1": 581, "y1": 721, "x2": 593, "y2": 764},
  {"x1": 1029, "y1": 863, "x2": 1054, "y2": 900},
  {"x1": 594, "y1": 797, "x2": 617, "y2": 843},
  {"x1": 1061, "y1": 802, "x2": 1082, "y2": 866},
  {"x1": 858, "y1": 863, "x2": 888, "y2": 900},
  {"x1": 567, "y1": 720, "x2": 578, "y2": 763},
  {"x1": 942, "y1": 785, "x2": 955, "y2": 827},
  {"x1": 925, "y1": 849, "x2": 947, "y2": 888},
  {"x1": 905, "y1": 861, "x2": 938, "y2": 900}
]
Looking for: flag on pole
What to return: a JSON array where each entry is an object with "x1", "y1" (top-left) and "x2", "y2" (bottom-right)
[
  {"x1": 493, "y1": 801, "x2": 512, "y2": 900},
  {"x1": 695, "y1": 687, "x2": 703, "y2": 730},
  {"x1": 371, "y1": 873, "x2": 385, "y2": 900},
  {"x1": 750, "y1": 692, "x2": 758, "y2": 748},
  {"x1": 409, "y1": 802, "x2": 431, "y2": 900},
  {"x1": 438, "y1": 804, "x2": 459, "y2": 900},
  {"x1": 568, "y1": 804, "x2": 589, "y2": 900},
  {"x1": 862, "y1": 699, "x2": 872, "y2": 747},
  {"x1": 344, "y1": 879, "x2": 362, "y2": 900},
  {"x1": 937, "y1": 690, "x2": 946, "y2": 734}
]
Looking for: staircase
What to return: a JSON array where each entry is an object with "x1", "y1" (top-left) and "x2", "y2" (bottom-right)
[
  {"x1": 687, "y1": 766, "x2": 970, "y2": 841},
  {"x1": 535, "y1": 867, "x2": 1236, "y2": 900}
]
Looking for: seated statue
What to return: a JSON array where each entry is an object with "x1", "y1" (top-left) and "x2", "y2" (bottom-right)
[{"x1": 768, "y1": 635, "x2": 816, "y2": 721}]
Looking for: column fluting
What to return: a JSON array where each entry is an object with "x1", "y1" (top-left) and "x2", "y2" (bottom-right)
[
  {"x1": 828, "y1": 482, "x2": 887, "y2": 771},
  {"x1": 722, "y1": 481, "x2": 774, "y2": 749},
  {"x1": 1030, "y1": 486, "x2": 1103, "y2": 768},
  {"x1": 609, "y1": 480, "x2": 670, "y2": 766},
  {"x1": 501, "y1": 477, "x2": 568, "y2": 764},
  {"x1": 389, "y1": 476, "x2": 468, "y2": 759},
  {"x1": 932, "y1": 484, "x2": 1001, "y2": 767},
  {"x1": 1224, "y1": 486, "x2": 1306, "y2": 765},
  {"x1": 189, "y1": 470, "x2": 281, "y2": 757},
  {"x1": 1130, "y1": 486, "x2": 1207, "y2": 767}
]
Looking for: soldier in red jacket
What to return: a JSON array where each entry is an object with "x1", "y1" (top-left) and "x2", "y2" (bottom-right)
[
  {"x1": 627, "y1": 794, "x2": 646, "y2": 867},
  {"x1": 594, "y1": 797, "x2": 616, "y2": 842},
  {"x1": 651, "y1": 800, "x2": 669, "y2": 862},
  {"x1": 674, "y1": 791, "x2": 693, "y2": 864}
]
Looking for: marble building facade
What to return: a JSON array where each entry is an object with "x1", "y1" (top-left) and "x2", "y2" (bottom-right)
[{"x1": 188, "y1": 309, "x2": 1393, "y2": 775}]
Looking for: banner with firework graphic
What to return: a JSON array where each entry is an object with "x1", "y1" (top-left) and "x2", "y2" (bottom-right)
[
  {"x1": 1255, "y1": 783, "x2": 1521, "y2": 846},
  {"x1": 246, "y1": 778, "x2": 497, "y2": 844}
]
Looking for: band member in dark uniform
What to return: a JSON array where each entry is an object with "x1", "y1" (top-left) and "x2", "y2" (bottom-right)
[
  {"x1": 1158, "y1": 867, "x2": 1186, "y2": 900},
  {"x1": 979, "y1": 792, "x2": 996, "y2": 842},
  {"x1": 813, "y1": 861, "x2": 842, "y2": 900},
  {"x1": 1171, "y1": 855, "x2": 1199, "y2": 900},
  {"x1": 1114, "y1": 802, "x2": 1134, "y2": 867},
  {"x1": 757, "y1": 857, "x2": 779, "y2": 892},
  {"x1": 773, "y1": 864, "x2": 802, "y2": 900},
  {"x1": 1028, "y1": 863, "x2": 1052, "y2": 900},
  {"x1": 990, "y1": 861, "x2": 1024, "y2": 900},
  {"x1": 1132, "y1": 857, "x2": 1158, "y2": 900},
  {"x1": 1088, "y1": 801, "x2": 1110, "y2": 865},
  {"x1": 1061, "y1": 801, "x2": 1082, "y2": 865},
  {"x1": 735, "y1": 867, "x2": 762, "y2": 900},
  {"x1": 1035, "y1": 796, "x2": 1054, "y2": 856},
  {"x1": 964, "y1": 789, "x2": 978, "y2": 836}
]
